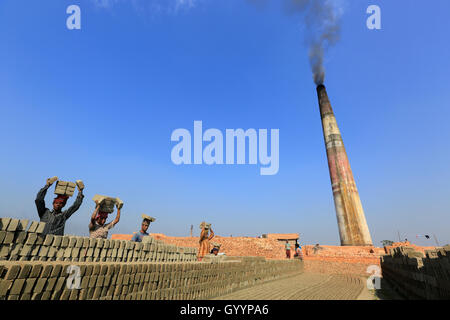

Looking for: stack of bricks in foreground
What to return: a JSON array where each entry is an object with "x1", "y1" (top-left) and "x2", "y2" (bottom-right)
[
  {"x1": 0, "y1": 218, "x2": 197, "y2": 263},
  {"x1": 0, "y1": 259, "x2": 302, "y2": 300},
  {"x1": 381, "y1": 245, "x2": 450, "y2": 299},
  {"x1": 0, "y1": 218, "x2": 303, "y2": 300}
]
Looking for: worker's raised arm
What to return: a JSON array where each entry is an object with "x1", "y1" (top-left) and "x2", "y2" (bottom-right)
[
  {"x1": 89, "y1": 202, "x2": 100, "y2": 231},
  {"x1": 112, "y1": 207, "x2": 121, "y2": 227},
  {"x1": 64, "y1": 190, "x2": 84, "y2": 219},
  {"x1": 208, "y1": 228, "x2": 215, "y2": 241},
  {"x1": 36, "y1": 177, "x2": 58, "y2": 218},
  {"x1": 64, "y1": 181, "x2": 85, "y2": 219},
  {"x1": 35, "y1": 184, "x2": 50, "y2": 218}
]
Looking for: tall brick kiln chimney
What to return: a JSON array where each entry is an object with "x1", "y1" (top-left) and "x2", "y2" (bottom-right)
[{"x1": 316, "y1": 84, "x2": 373, "y2": 246}]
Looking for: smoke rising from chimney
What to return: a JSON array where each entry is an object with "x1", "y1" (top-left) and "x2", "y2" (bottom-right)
[{"x1": 286, "y1": 0, "x2": 344, "y2": 85}]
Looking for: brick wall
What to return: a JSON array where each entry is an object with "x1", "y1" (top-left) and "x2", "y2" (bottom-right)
[
  {"x1": 302, "y1": 258, "x2": 380, "y2": 277},
  {"x1": 264, "y1": 233, "x2": 299, "y2": 240},
  {"x1": 111, "y1": 234, "x2": 442, "y2": 281},
  {"x1": 0, "y1": 258, "x2": 303, "y2": 300},
  {"x1": 300, "y1": 244, "x2": 444, "y2": 278},
  {"x1": 0, "y1": 218, "x2": 197, "y2": 263},
  {"x1": 111, "y1": 234, "x2": 391, "y2": 277},
  {"x1": 112, "y1": 234, "x2": 288, "y2": 260},
  {"x1": 384, "y1": 241, "x2": 437, "y2": 254},
  {"x1": 381, "y1": 245, "x2": 450, "y2": 299},
  {"x1": 300, "y1": 245, "x2": 383, "y2": 276}
]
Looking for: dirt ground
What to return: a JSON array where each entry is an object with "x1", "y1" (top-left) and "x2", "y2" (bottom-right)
[
  {"x1": 214, "y1": 273, "x2": 366, "y2": 300},
  {"x1": 213, "y1": 273, "x2": 404, "y2": 300}
]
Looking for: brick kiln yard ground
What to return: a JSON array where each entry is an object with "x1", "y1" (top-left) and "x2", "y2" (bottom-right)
[
  {"x1": 214, "y1": 273, "x2": 369, "y2": 300},
  {"x1": 213, "y1": 273, "x2": 407, "y2": 300}
]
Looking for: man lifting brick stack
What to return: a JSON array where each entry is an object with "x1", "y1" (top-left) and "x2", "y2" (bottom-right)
[
  {"x1": 35, "y1": 177, "x2": 85, "y2": 236},
  {"x1": 89, "y1": 195, "x2": 122, "y2": 239}
]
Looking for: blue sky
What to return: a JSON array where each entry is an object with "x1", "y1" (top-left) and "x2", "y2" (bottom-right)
[{"x1": 1, "y1": 0, "x2": 449, "y2": 247}]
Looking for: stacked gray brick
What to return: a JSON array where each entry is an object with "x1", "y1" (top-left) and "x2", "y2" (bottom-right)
[
  {"x1": 381, "y1": 245, "x2": 450, "y2": 299},
  {"x1": 1, "y1": 218, "x2": 198, "y2": 263}
]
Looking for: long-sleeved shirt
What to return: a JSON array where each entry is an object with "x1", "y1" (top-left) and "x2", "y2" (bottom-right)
[{"x1": 35, "y1": 185, "x2": 84, "y2": 235}]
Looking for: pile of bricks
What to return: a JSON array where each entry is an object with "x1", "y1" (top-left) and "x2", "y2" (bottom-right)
[
  {"x1": 0, "y1": 218, "x2": 197, "y2": 263},
  {"x1": 300, "y1": 245, "x2": 383, "y2": 276},
  {"x1": 384, "y1": 241, "x2": 437, "y2": 255},
  {"x1": 0, "y1": 256, "x2": 303, "y2": 300},
  {"x1": 113, "y1": 234, "x2": 288, "y2": 260},
  {"x1": 0, "y1": 217, "x2": 305, "y2": 300},
  {"x1": 0, "y1": 218, "x2": 45, "y2": 261},
  {"x1": 54, "y1": 181, "x2": 77, "y2": 197},
  {"x1": 381, "y1": 245, "x2": 450, "y2": 299},
  {"x1": 302, "y1": 245, "x2": 385, "y2": 258}
]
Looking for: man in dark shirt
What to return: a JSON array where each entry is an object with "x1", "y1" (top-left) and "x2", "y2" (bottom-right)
[
  {"x1": 35, "y1": 177, "x2": 84, "y2": 235},
  {"x1": 131, "y1": 214, "x2": 156, "y2": 242}
]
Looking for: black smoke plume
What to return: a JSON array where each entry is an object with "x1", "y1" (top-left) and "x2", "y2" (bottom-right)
[{"x1": 286, "y1": 0, "x2": 343, "y2": 85}]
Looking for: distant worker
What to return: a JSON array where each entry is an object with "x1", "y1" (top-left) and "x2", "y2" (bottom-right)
[
  {"x1": 35, "y1": 177, "x2": 84, "y2": 235},
  {"x1": 312, "y1": 243, "x2": 323, "y2": 254},
  {"x1": 198, "y1": 222, "x2": 214, "y2": 261},
  {"x1": 285, "y1": 240, "x2": 291, "y2": 259},
  {"x1": 210, "y1": 243, "x2": 221, "y2": 256},
  {"x1": 131, "y1": 214, "x2": 156, "y2": 242},
  {"x1": 294, "y1": 243, "x2": 303, "y2": 260},
  {"x1": 89, "y1": 199, "x2": 121, "y2": 239},
  {"x1": 211, "y1": 247, "x2": 219, "y2": 256}
]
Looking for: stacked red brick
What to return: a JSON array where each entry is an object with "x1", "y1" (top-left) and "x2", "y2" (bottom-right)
[
  {"x1": 113, "y1": 234, "x2": 287, "y2": 260},
  {"x1": 301, "y1": 245, "x2": 384, "y2": 276}
]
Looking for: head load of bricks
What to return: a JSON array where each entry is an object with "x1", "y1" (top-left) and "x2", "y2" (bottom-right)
[
  {"x1": 142, "y1": 214, "x2": 155, "y2": 223},
  {"x1": 54, "y1": 181, "x2": 77, "y2": 197},
  {"x1": 93, "y1": 195, "x2": 122, "y2": 213},
  {"x1": 199, "y1": 222, "x2": 211, "y2": 230}
]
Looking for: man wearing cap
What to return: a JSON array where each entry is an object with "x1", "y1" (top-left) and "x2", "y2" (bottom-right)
[
  {"x1": 131, "y1": 214, "x2": 155, "y2": 242},
  {"x1": 35, "y1": 177, "x2": 84, "y2": 235}
]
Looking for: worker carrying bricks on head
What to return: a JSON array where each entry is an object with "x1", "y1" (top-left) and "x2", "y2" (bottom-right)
[
  {"x1": 131, "y1": 214, "x2": 156, "y2": 242},
  {"x1": 35, "y1": 176, "x2": 84, "y2": 235},
  {"x1": 210, "y1": 243, "x2": 221, "y2": 256},
  {"x1": 198, "y1": 222, "x2": 214, "y2": 261},
  {"x1": 89, "y1": 196, "x2": 121, "y2": 239}
]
